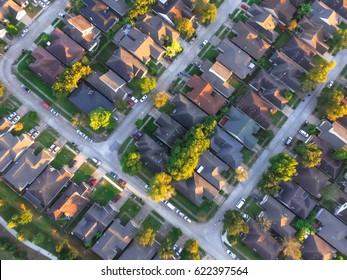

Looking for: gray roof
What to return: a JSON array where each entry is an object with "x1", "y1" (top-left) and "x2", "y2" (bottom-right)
[
  {"x1": 311, "y1": 0, "x2": 341, "y2": 34},
  {"x1": 106, "y1": 47, "x2": 148, "y2": 82},
  {"x1": 172, "y1": 172, "x2": 218, "y2": 206},
  {"x1": 316, "y1": 208, "x2": 347, "y2": 255},
  {"x1": 217, "y1": 39, "x2": 254, "y2": 79},
  {"x1": 92, "y1": 219, "x2": 138, "y2": 260},
  {"x1": 220, "y1": 106, "x2": 260, "y2": 149},
  {"x1": 72, "y1": 203, "x2": 117, "y2": 242},
  {"x1": 277, "y1": 181, "x2": 316, "y2": 219},
  {"x1": 4, "y1": 149, "x2": 52, "y2": 193},
  {"x1": 249, "y1": 69, "x2": 288, "y2": 110},
  {"x1": 69, "y1": 82, "x2": 114, "y2": 114},
  {"x1": 246, "y1": 4, "x2": 279, "y2": 43},
  {"x1": 196, "y1": 150, "x2": 228, "y2": 190},
  {"x1": 269, "y1": 51, "x2": 305, "y2": 92},
  {"x1": 136, "y1": 134, "x2": 167, "y2": 173},
  {"x1": 210, "y1": 127, "x2": 243, "y2": 168},
  {"x1": 24, "y1": 167, "x2": 72, "y2": 208},
  {"x1": 153, "y1": 0, "x2": 194, "y2": 25},
  {"x1": 259, "y1": 195, "x2": 296, "y2": 237},
  {"x1": 231, "y1": 21, "x2": 271, "y2": 60},
  {"x1": 46, "y1": 28, "x2": 86, "y2": 66},
  {"x1": 101, "y1": 0, "x2": 129, "y2": 16},
  {"x1": 243, "y1": 218, "x2": 283, "y2": 260},
  {"x1": 154, "y1": 113, "x2": 186, "y2": 147},
  {"x1": 261, "y1": 0, "x2": 296, "y2": 25},
  {"x1": 170, "y1": 94, "x2": 207, "y2": 129},
  {"x1": 0, "y1": 133, "x2": 32, "y2": 173},
  {"x1": 80, "y1": 0, "x2": 119, "y2": 33},
  {"x1": 302, "y1": 234, "x2": 336, "y2": 260},
  {"x1": 118, "y1": 239, "x2": 160, "y2": 260},
  {"x1": 318, "y1": 120, "x2": 347, "y2": 149},
  {"x1": 293, "y1": 166, "x2": 330, "y2": 198}
]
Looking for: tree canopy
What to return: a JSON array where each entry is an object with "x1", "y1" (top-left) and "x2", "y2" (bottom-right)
[
  {"x1": 317, "y1": 90, "x2": 347, "y2": 121},
  {"x1": 194, "y1": 0, "x2": 217, "y2": 23},
  {"x1": 295, "y1": 143, "x2": 322, "y2": 168},
  {"x1": 89, "y1": 107, "x2": 112, "y2": 130},
  {"x1": 331, "y1": 29, "x2": 347, "y2": 51},
  {"x1": 158, "y1": 237, "x2": 175, "y2": 260},
  {"x1": 136, "y1": 227, "x2": 156, "y2": 247},
  {"x1": 333, "y1": 147, "x2": 347, "y2": 160},
  {"x1": 165, "y1": 40, "x2": 183, "y2": 57},
  {"x1": 181, "y1": 239, "x2": 201, "y2": 260},
  {"x1": 121, "y1": 152, "x2": 142, "y2": 175},
  {"x1": 0, "y1": 82, "x2": 4, "y2": 98},
  {"x1": 148, "y1": 172, "x2": 176, "y2": 202},
  {"x1": 235, "y1": 166, "x2": 248, "y2": 182},
  {"x1": 295, "y1": 3, "x2": 312, "y2": 19},
  {"x1": 166, "y1": 116, "x2": 217, "y2": 180},
  {"x1": 287, "y1": 20, "x2": 298, "y2": 31},
  {"x1": 174, "y1": 18, "x2": 195, "y2": 38},
  {"x1": 282, "y1": 237, "x2": 302, "y2": 260},
  {"x1": 139, "y1": 77, "x2": 156, "y2": 94},
  {"x1": 257, "y1": 216, "x2": 272, "y2": 233},
  {"x1": 7, "y1": 204, "x2": 33, "y2": 229},
  {"x1": 152, "y1": 92, "x2": 169, "y2": 108},
  {"x1": 223, "y1": 210, "x2": 249, "y2": 238},
  {"x1": 128, "y1": 0, "x2": 156, "y2": 19}
]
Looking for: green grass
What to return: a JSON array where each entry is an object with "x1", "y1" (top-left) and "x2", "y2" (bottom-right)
[
  {"x1": 198, "y1": 42, "x2": 212, "y2": 58},
  {"x1": 51, "y1": 18, "x2": 59, "y2": 26},
  {"x1": 141, "y1": 213, "x2": 162, "y2": 231},
  {"x1": 159, "y1": 101, "x2": 175, "y2": 114},
  {"x1": 229, "y1": 76, "x2": 242, "y2": 91},
  {"x1": 203, "y1": 47, "x2": 219, "y2": 62},
  {"x1": 233, "y1": 11, "x2": 248, "y2": 23},
  {"x1": 72, "y1": 162, "x2": 96, "y2": 184},
  {"x1": 0, "y1": 97, "x2": 20, "y2": 118},
  {"x1": 256, "y1": 129, "x2": 274, "y2": 147},
  {"x1": 219, "y1": 28, "x2": 232, "y2": 40},
  {"x1": 229, "y1": 9, "x2": 240, "y2": 20},
  {"x1": 35, "y1": 130, "x2": 56, "y2": 148},
  {"x1": 95, "y1": 42, "x2": 118, "y2": 64},
  {"x1": 142, "y1": 117, "x2": 157, "y2": 135},
  {"x1": 188, "y1": 66, "x2": 203, "y2": 76},
  {"x1": 116, "y1": 198, "x2": 142, "y2": 226},
  {"x1": 312, "y1": 55, "x2": 327, "y2": 67},
  {"x1": 233, "y1": 236, "x2": 262, "y2": 260},
  {"x1": 231, "y1": 84, "x2": 250, "y2": 104},
  {"x1": 215, "y1": 25, "x2": 226, "y2": 37},
  {"x1": 338, "y1": 22, "x2": 347, "y2": 30},
  {"x1": 270, "y1": 110, "x2": 286, "y2": 126},
  {"x1": 243, "y1": 197, "x2": 262, "y2": 218},
  {"x1": 90, "y1": 179, "x2": 120, "y2": 206},
  {"x1": 118, "y1": 137, "x2": 132, "y2": 154},
  {"x1": 24, "y1": 3, "x2": 42, "y2": 18},
  {"x1": 147, "y1": 60, "x2": 166, "y2": 77},
  {"x1": 12, "y1": 111, "x2": 39, "y2": 136},
  {"x1": 248, "y1": 0, "x2": 262, "y2": 4},
  {"x1": 273, "y1": 31, "x2": 292, "y2": 49},
  {"x1": 50, "y1": 147, "x2": 76, "y2": 170},
  {"x1": 241, "y1": 148, "x2": 255, "y2": 165},
  {"x1": 151, "y1": 210, "x2": 165, "y2": 222}
]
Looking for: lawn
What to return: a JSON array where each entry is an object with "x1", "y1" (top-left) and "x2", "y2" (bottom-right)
[
  {"x1": 95, "y1": 42, "x2": 118, "y2": 64},
  {"x1": 203, "y1": 47, "x2": 219, "y2": 62},
  {"x1": 241, "y1": 148, "x2": 255, "y2": 165},
  {"x1": 233, "y1": 11, "x2": 248, "y2": 23},
  {"x1": 256, "y1": 129, "x2": 274, "y2": 147},
  {"x1": 231, "y1": 84, "x2": 250, "y2": 104},
  {"x1": 229, "y1": 9, "x2": 240, "y2": 20},
  {"x1": 141, "y1": 213, "x2": 162, "y2": 231},
  {"x1": 270, "y1": 110, "x2": 286, "y2": 126},
  {"x1": 273, "y1": 31, "x2": 292, "y2": 49},
  {"x1": 243, "y1": 197, "x2": 262, "y2": 218},
  {"x1": 24, "y1": 3, "x2": 42, "y2": 18},
  {"x1": 72, "y1": 162, "x2": 96, "y2": 184},
  {"x1": 188, "y1": 66, "x2": 202, "y2": 76},
  {"x1": 198, "y1": 42, "x2": 212, "y2": 57},
  {"x1": 229, "y1": 76, "x2": 242, "y2": 91},
  {"x1": 90, "y1": 179, "x2": 120, "y2": 206},
  {"x1": 0, "y1": 96, "x2": 20, "y2": 118},
  {"x1": 142, "y1": 117, "x2": 157, "y2": 135},
  {"x1": 147, "y1": 60, "x2": 166, "y2": 77},
  {"x1": 118, "y1": 137, "x2": 132, "y2": 154},
  {"x1": 116, "y1": 198, "x2": 142, "y2": 226},
  {"x1": 159, "y1": 101, "x2": 175, "y2": 114},
  {"x1": 50, "y1": 147, "x2": 76, "y2": 170},
  {"x1": 35, "y1": 130, "x2": 56, "y2": 148},
  {"x1": 12, "y1": 111, "x2": 39, "y2": 136}
]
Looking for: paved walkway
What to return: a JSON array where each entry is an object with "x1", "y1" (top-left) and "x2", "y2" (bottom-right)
[{"x1": 0, "y1": 216, "x2": 57, "y2": 260}]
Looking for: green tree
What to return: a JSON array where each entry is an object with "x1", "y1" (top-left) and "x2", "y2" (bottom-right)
[
  {"x1": 295, "y1": 3, "x2": 312, "y2": 19},
  {"x1": 174, "y1": 18, "x2": 195, "y2": 37},
  {"x1": 295, "y1": 143, "x2": 322, "y2": 168},
  {"x1": 194, "y1": 0, "x2": 217, "y2": 24},
  {"x1": 257, "y1": 216, "x2": 272, "y2": 233},
  {"x1": 121, "y1": 152, "x2": 142, "y2": 175},
  {"x1": 136, "y1": 227, "x2": 156, "y2": 247},
  {"x1": 89, "y1": 107, "x2": 112, "y2": 130},
  {"x1": 282, "y1": 237, "x2": 302, "y2": 259},
  {"x1": 148, "y1": 172, "x2": 176, "y2": 202},
  {"x1": 56, "y1": 240, "x2": 78, "y2": 260},
  {"x1": 223, "y1": 210, "x2": 249, "y2": 238},
  {"x1": 331, "y1": 29, "x2": 347, "y2": 51},
  {"x1": 284, "y1": 91, "x2": 293, "y2": 101},
  {"x1": 139, "y1": 77, "x2": 156, "y2": 94},
  {"x1": 317, "y1": 90, "x2": 347, "y2": 121},
  {"x1": 165, "y1": 40, "x2": 183, "y2": 57},
  {"x1": 333, "y1": 147, "x2": 347, "y2": 160},
  {"x1": 152, "y1": 91, "x2": 169, "y2": 108},
  {"x1": 181, "y1": 239, "x2": 201, "y2": 260},
  {"x1": 32, "y1": 233, "x2": 45, "y2": 245},
  {"x1": 268, "y1": 153, "x2": 298, "y2": 182},
  {"x1": 5, "y1": 24, "x2": 19, "y2": 36},
  {"x1": 300, "y1": 79, "x2": 316, "y2": 92},
  {"x1": 158, "y1": 237, "x2": 175, "y2": 259}
]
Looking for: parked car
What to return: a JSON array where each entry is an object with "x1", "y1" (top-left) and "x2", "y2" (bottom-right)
[
  {"x1": 31, "y1": 130, "x2": 40, "y2": 139},
  {"x1": 7, "y1": 112, "x2": 16, "y2": 121},
  {"x1": 144, "y1": 184, "x2": 149, "y2": 189},
  {"x1": 180, "y1": 71, "x2": 191, "y2": 78},
  {"x1": 50, "y1": 108, "x2": 59, "y2": 116},
  {"x1": 132, "y1": 134, "x2": 140, "y2": 141},
  {"x1": 285, "y1": 136, "x2": 293, "y2": 146},
  {"x1": 68, "y1": 160, "x2": 77, "y2": 168},
  {"x1": 20, "y1": 28, "x2": 28, "y2": 37},
  {"x1": 298, "y1": 129, "x2": 309, "y2": 138},
  {"x1": 58, "y1": 11, "x2": 65, "y2": 17},
  {"x1": 327, "y1": 81, "x2": 334, "y2": 88},
  {"x1": 236, "y1": 198, "x2": 246, "y2": 209},
  {"x1": 38, "y1": 1, "x2": 46, "y2": 8},
  {"x1": 20, "y1": 84, "x2": 31, "y2": 93},
  {"x1": 76, "y1": 129, "x2": 86, "y2": 138},
  {"x1": 226, "y1": 250, "x2": 237, "y2": 259},
  {"x1": 130, "y1": 96, "x2": 139, "y2": 103},
  {"x1": 6, "y1": 33, "x2": 13, "y2": 41},
  {"x1": 91, "y1": 157, "x2": 101, "y2": 166},
  {"x1": 89, "y1": 178, "x2": 98, "y2": 187},
  {"x1": 173, "y1": 244, "x2": 183, "y2": 256},
  {"x1": 113, "y1": 194, "x2": 122, "y2": 202},
  {"x1": 41, "y1": 101, "x2": 51, "y2": 110},
  {"x1": 52, "y1": 146, "x2": 60, "y2": 154},
  {"x1": 42, "y1": 0, "x2": 50, "y2": 4},
  {"x1": 11, "y1": 115, "x2": 20, "y2": 124},
  {"x1": 194, "y1": 61, "x2": 201, "y2": 68},
  {"x1": 127, "y1": 100, "x2": 135, "y2": 108},
  {"x1": 251, "y1": 193, "x2": 260, "y2": 201},
  {"x1": 109, "y1": 172, "x2": 118, "y2": 179},
  {"x1": 241, "y1": 213, "x2": 250, "y2": 221},
  {"x1": 27, "y1": 128, "x2": 35, "y2": 136},
  {"x1": 200, "y1": 39, "x2": 208, "y2": 48},
  {"x1": 184, "y1": 216, "x2": 192, "y2": 223},
  {"x1": 241, "y1": 3, "x2": 249, "y2": 10},
  {"x1": 48, "y1": 144, "x2": 56, "y2": 152},
  {"x1": 140, "y1": 95, "x2": 148, "y2": 102},
  {"x1": 118, "y1": 178, "x2": 127, "y2": 186},
  {"x1": 134, "y1": 130, "x2": 143, "y2": 138}
]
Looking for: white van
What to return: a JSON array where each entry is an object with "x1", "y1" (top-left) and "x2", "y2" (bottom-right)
[{"x1": 236, "y1": 198, "x2": 246, "y2": 209}]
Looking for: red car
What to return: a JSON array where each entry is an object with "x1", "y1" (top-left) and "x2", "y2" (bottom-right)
[
  {"x1": 41, "y1": 101, "x2": 51, "y2": 110},
  {"x1": 118, "y1": 178, "x2": 127, "y2": 186},
  {"x1": 89, "y1": 178, "x2": 98, "y2": 187},
  {"x1": 127, "y1": 100, "x2": 135, "y2": 108},
  {"x1": 241, "y1": 3, "x2": 248, "y2": 10}
]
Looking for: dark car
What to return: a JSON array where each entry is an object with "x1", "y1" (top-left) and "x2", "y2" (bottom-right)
[
  {"x1": 68, "y1": 160, "x2": 77, "y2": 168},
  {"x1": 89, "y1": 178, "x2": 98, "y2": 187},
  {"x1": 113, "y1": 195, "x2": 122, "y2": 202},
  {"x1": 6, "y1": 33, "x2": 13, "y2": 40},
  {"x1": 109, "y1": 172, "x2": 118, "y2": 179},
  {"x1": 118, "y1": 178, "x2": 127, "y2": 186},
  {"x1": 132, "y1": 134, "x2": 140, "y2": 141}
]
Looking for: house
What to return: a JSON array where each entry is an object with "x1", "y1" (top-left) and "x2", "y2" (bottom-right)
[
  {"x1": 318, "y1": 120, "x2": 347, "y2": 149},
  {"x1": 316, "y1": 208, "x2": 347, "y2": 255},
  {"x1": 136, "y1": 14, "x2": 180, "y2": 46},
  {"x1": 172, "y1": 172, "x2": 219, "y2": 206},
  {"x1": 106, "y1": 48, "x2": 148, "y2": 82},
  {"x1": 216, "y1": 39, "x2": 256, "y2": 79},
  {"x1": 170, "y1": 94, "x2": 207, "y2": 129},
  {"x1": 311, "y1": 0, "x2": 341, "y2": 33},
  {"x1": 269, "y1": 51, "x2": 305, "y2": 92},
  {"x1": 321, "y1": 0, "x2": 347, "y2": 22},
  {"x1": 23, "y1": 167, "x2": 72, "y2": 209},
  {"x1": 237, "y1": 92, "x2": 274, "y2": 129},
  {"x1": 310, "y1": 135, "x2": 343, "y2": 178},
  {"x1": 153, "y1": 0, "x2": 194, "y2": 26},
  {"x1": 80, "y1": 0, "x2": 119, "y2": 33},
  {"x1": 186, "y1": 75, "x2": 228, "y2": 115},
  {"x1": 0, "y1": 23, "x2": 6, "y2": 39},
  {"x1": 101, "y1": 0, "x2": 129, "y2": 17},
  {"x1": 69, "y1": 82, "x2": 114, "y2": 114},
  {"x1": 13, "y1": 0, "x2": 28, "y2": 8},
  {"x1": 297, "y1": 17, "x2": 331, "y2": 59},
  {"x1": 119, "y1": 239, "x2": 160, "y2": 260},
  {"x1": 29, "y1": 46, "x2": 64, "y2": 85},
  {"x1": 261, "y1": 0, "x2": 296, "y2": 25},
  {"x1": 63, "y1": 14, "x2": 101, "y2": 52},
  {"x1": 334, "y1": 189, "x2": 347, "y2": 224},
  {"x1": 277, "y1": 181, "x2": 316, "y2": 219},
  {"x1": 249, "y1": 69, "x2": 288, "y2": 110},
  {"x1": 114, "y1": 28, "x2": 165, "y2": 64},
  {"x1": 231, "y1": 21, "x2": 271, "y2": 60},
  {"x1": 293, "y1": 166, "x2": 330, "y2": 198},
  {"x1": 0, "y1": 118, "x2": 13, "y2": 137},
  {"x1": 219, "y1": 106, "x2": 260, "y2": 150},
  {"x1": 47, "y1": 183, "x2": 90, "y2": 221},
  {"x1": 0, "y1": 133, "x2": 32, "y2": 173},
  {"x1": 46, "y1": 28, "x2": 86, "y2": 66},
  {"x1": 0, "y1": 0, "x2": 26, "y2": 21},
  {"x1": 301, "y1": 235, "x2": 336, "y2": 260},
  {"x1": 210, "y1": 127, "x2": 243, "y2": 168},
  {"x1": 3, "y1": 149, "x2": 52, "y2": 193},
  {"x1": 200, "y1": 60, "x2": 234, "y2": 98},
  {"x1": 246, "y1": 4, "x2": 279, "y2": 43},
  {"x1": 86, "y1": 70, "x2": 131, "y2": 102},
  {"x1": 196, "y1": 150, "x2": 228, "y2": 190},
  {"x1": 92, "y1": 219, "x2": 138, "y2": 260},
  {"x1": 136, "y1": 134, "x2": 168, "y2": 173},
  {"x1": 280, "y1": 36, "x2": 316, "y2": 72},
  {"x1": 154, "y1": 113, "x2": 186, "y2": 147},
  {"x1": 243, "y1": 218, "x2": 283, "y2": 260},
  {"x1": 72, "y1": 203, "x2": 117, "y2": 242},
  {"x1": 259, "y1": 195, "x2": 296, "y2": 237}
]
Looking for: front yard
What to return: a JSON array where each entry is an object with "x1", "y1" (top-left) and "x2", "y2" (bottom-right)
[
  {"x1": 116, "y1": 197, "x2": 142, "y2": 226},
  {"x1": 50, "y1": 147, "x2": 76, "y2": 170},
  {"x1": 90, "y1": 179, "x2": 121, "y2": 206},
  {"x1": 72, "y1": 162, "x2": 96, "y2": 185}
]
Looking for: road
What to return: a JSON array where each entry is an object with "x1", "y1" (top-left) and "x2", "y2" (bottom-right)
[{"x1": 0, "y1": 0, "x2": 346, "y2": 260}]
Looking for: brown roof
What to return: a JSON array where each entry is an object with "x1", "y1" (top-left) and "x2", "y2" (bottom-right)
[
  {"x1": 67, "y1": 15, "x2": 93, "y2": 33},
  {"x1": 186, "y1": 75, "x2": 228, "y2": 115},
  {"x1": 302, "y1": 235, "x2": 336, "y2": 260},
  {"x1": 209, "y1": 61, "x2": 232, "y2": 82}
]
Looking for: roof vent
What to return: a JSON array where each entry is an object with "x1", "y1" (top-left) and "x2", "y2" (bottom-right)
[{"x1": 197, "y1": 165, "x2": 204, "y2": 173}]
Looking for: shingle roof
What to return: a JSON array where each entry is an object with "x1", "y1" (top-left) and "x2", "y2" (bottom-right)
[
  {"x1": 154, "y1": 113, "x2": 186, "y2": 147},
  {"x1": 302, "y1": 234, "x2": 336, "y2": 260},
  {"x1": 261, "y1": 0, "x2": 296, "y2": 25},
  {"x1": 101, "y1": 0, "x2": 129, "y2": 16},
  {"x1": 312, "y1": 0, "x2": 341, "y2": 33},
  {"x1": 318, "y1": 120, "x2": 347, "y2": 149},
  {"x1": 119, "y1": 239, "x2": 160, "y2": 260},
  {"x1": 0, "y1": 119, "x2": 13, "y2": 137},
  {"x1": 153, "y1": 0, "x2": 194, "y2": 25}
]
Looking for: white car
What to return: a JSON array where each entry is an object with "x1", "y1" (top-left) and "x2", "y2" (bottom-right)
[
  {"x1": 298, "y1": 129, "x2": 309, "y2": 138},
  {"x1": 226, "y1": 250, "x2": 237, "y2": 259},
  {"x1": 130, "y1": 96, "x2": 139, "y2": 103},
  {"x1": 327, "y1": 81, "x2": 334, "y2": 88},
  {"x1": 11, "y1": 115, "x2": 20, "y2": 124},
  {"x1": 7, "y1": 112, "x2": 16, "y2": 121},
  {"x1": 31, "y1": 131, "x2": 40, "y2": 139},
  {"x1": 50, "y1": 108, "x2": 59, "y2": 116},
  {"x1": 58, "y1": 11, "x2": 65, "y2": 17},
  {"x1": 140, "y1": 95, "x2": 148, "y2": 102},
  {"x1": 48, "y1": 144, "x2": 56, "y2": 152},
  {"x1": 38, "y1": 1, "x2": 46, "y2": 8},
  {"x1": 200, "y1": 40, "x2": 208, "y2": 48},
  {"x1": 52, "y1": 146, "x2": 60, "y2": 154},
  {"x1": 236, "y1": 198, "x2": 246, "y2": 209},
  {"x1": 184, "y1": 216, "x2": 192, "y2": 223},
  {"x1": 173, "y1": 244, "x2": 183, "y2": 256},
  {"x1": 144, "y1": 184, "x2": 149, "y2": 189},
  {"x1": 91, "y1": 157, "x2": 101, "y2": 166},
  {"x1": 21, "y1": 28, "x2": 28, "y2": 37},
  {"x1": 42, "y1": 0, "x2": 50, "y2": 5}
]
